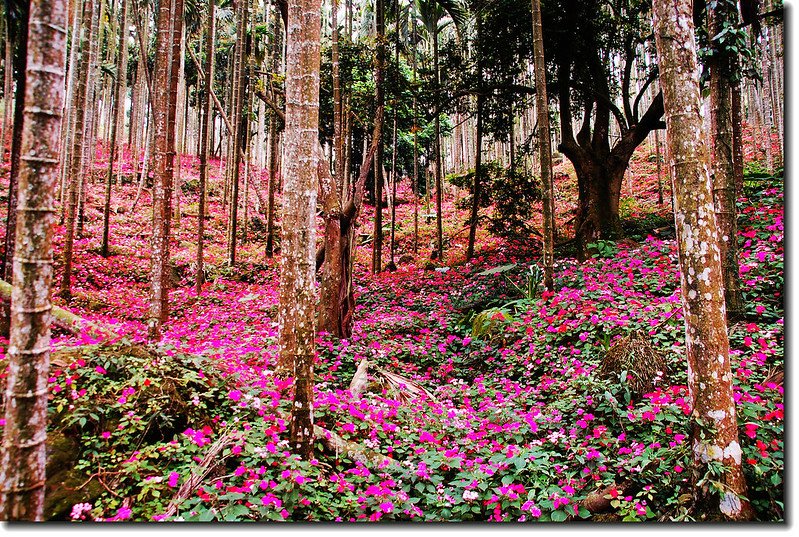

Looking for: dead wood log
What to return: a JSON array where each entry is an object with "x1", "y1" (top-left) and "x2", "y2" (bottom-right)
[{"x1": 0, "y1": 279, "x2": 119, "y2": 339}]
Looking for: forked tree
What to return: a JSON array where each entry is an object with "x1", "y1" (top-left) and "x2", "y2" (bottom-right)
[
  {"x1": 0, "y1": 0, "x2": 67, "y2": 520},
  {"x1": 653, "y1": 0, "x2": 753, "y2": 520}
]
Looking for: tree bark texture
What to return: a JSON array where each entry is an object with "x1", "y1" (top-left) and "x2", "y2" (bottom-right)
[
  {"x1": 708, "y1": 1, "x2": 743, "y2": 319},
  {"x1": 0, "y1": 0, "x2": 67, "y2": 520},
  {"x1": 148, "y1": 0, "x2": 184, "y2": 339},
  {"x1": 59, "y1": 0, "x2": 94, "y2": 302},
  {"x1": 653, "y1": 0, "x2": 753, "y2": 520},
  {"x1": 279, "y1": 0, "x2": 322, "y2": 461}
]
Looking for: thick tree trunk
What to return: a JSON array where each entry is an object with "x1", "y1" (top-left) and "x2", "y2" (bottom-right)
[
  {"x1": 279, "y1": 0, "x2": 322, "y2": 461},
  {"x1": 531, "y1": 0, "x2": 555, "y2": 290},
  {"x1": 708, "y1": 2, "x2": 744, "y2": 320},
  {"x1": 318, "y1": 0, "x2": 344, "y2": 337},
  {"x1": 196, "y1": 0, "x2": 215, "y2": 295},
  {"x1": 572, "y1": 159, "x2": 625, "y2": 254},
  {"x1": 0, "y1": 0, "x2": 67, "y2": 520},
  {"x1": 653, "y1": 0, "x2": 753, "y2": 520}
]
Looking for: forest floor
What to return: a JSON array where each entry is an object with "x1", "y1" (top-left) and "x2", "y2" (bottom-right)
[{"x1": 0, "y1": 131, "x2": 785, "y2": 522}]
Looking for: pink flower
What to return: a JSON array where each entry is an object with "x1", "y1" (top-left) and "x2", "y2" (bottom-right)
[
  {"x1": 101, "y1": 431, "x2": 111, "y2": 439},
  {"x1": 229, "y1": 390, "x2": 243, "y2": 401},
  {"x1": 379, "y1": 501, "x2": 394, "y2": 513},
  {"x1": 113, "y1": 506, "x2": 132, "y2": 521},
  {"x1": 168, "y1": 471, "x2": 179, "y2": 487}
]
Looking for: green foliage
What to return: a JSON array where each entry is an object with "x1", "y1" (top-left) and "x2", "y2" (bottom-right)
[
  {"x1": 448, "y1": 161, "x2": 541, "y2": 241},
  {"x1": 48, "y1": 341, "x2": 233, "y2": 521},
  {"x1": 586, "y1": 239, "x2": 618, "y2": 259}
]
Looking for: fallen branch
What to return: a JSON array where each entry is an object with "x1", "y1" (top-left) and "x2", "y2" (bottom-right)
[
  {"x1": 0, "y1": 279, "x2": 118, "y2": 339},
  {"x1": 159, "y1": 429, "x2": 237, "y2": 520}
]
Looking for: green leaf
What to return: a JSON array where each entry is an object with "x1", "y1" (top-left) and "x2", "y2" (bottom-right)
[
  {"x1": 224, "y1": 504, "x2": 251, "y2": 521},
  {"x1": 550, "y1": 510, "x2": 568, "y2": 522},
  {"x1": 197, "y1": 509, "x2": 216, "y2": 522}
]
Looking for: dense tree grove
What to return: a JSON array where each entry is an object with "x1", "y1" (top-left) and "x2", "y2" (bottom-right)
[{"x1": 0, "y1": 0, "x2": 785, "y2": 524}]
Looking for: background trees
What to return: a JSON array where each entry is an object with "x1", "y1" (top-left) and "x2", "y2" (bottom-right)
[{"x1": 0, "y1": 0, "x2": 784, "y2": 521}]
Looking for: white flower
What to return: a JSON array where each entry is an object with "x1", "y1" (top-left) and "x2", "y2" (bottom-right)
[{"x1": 463, "y1": 490, "x2": 479, "y2": 502}]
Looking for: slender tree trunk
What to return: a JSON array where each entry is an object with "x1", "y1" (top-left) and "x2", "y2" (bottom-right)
[
  {"x1": 467, "y1": 94, "x2": 483, "y2": 261},
  {"x1": 708, "y1": 2, "x2": 743, "y2": 319},
  {"x1": 531, "y1": 0, "x2": 555, "y2": 290},
  {"x1": 279, "y1": 0, "x2": 322, "y2": 461},
  {"x1": 76, "y1": 0, "x2": 102, "y2": 238},
  {"x1": 265, "y1": 6, "x2": 282, "y2": 258},
  {"x1": 101, "y1": 0, "x2": 130, "y2": 257},
  {"x1": 371, "y1": 0, "x2": 385, "y2": 273},
  {"x1": 0, "y1": 0, "x2": 67, "y2": 520},
  {"x1": 173, "y1": 26, "x2": 187, "y2": 228},
  {"x1": 388, "y1": 0, "x2": 399, "y2": 267},
  {"x1": 59, "y1": 0, "x2": 94, "y2": 302},
  {"x1": 655, "y1": 129, "x2": 663, "y2": 205},
  {"x1": 227, "y1": 0, "x2": 248, "y2": 266},
  {"x1": 412, "y1": 13, "x2": 418, "y2": 254},
  {"x1": 653, "y1": 0, "x2": 753, "y2": 520},
  {"x1": 731, "y1": 81, "x2": 744, "y2": 195},
  {"x1": 196, "y1": 0, "x2": 215, "y2": 295},
  {"x1": 433, "y1": 30, "x2": 443, "y2": 260},
  {"x1": 1, "y1": 21, "x2": 14, "y2": 160},
  {"x1": 147, "y1": 0, "x2": 184, "y2": 339},
  {"x1": 1, "y1": 6, "x2": 29, "y2": 281},
  {"x1": 266, "y1": 115, "x2": 279, "y2": 257}
]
